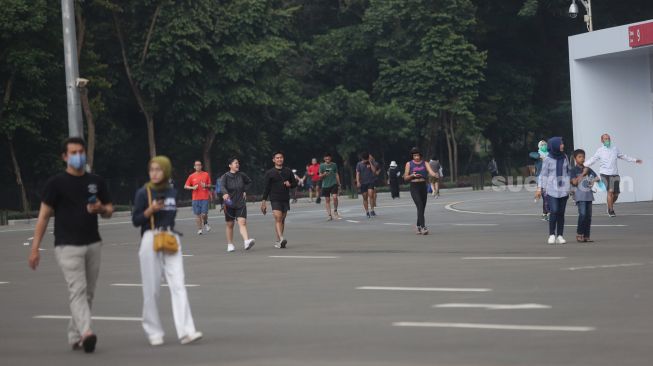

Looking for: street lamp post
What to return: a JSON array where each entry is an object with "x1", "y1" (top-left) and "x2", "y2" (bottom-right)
[
  {"x1": 61, "y1": 0, "x2": 84, "y2": 137},
  {"x1": 569, "y1": 0, "x2": 594, "y2": 32}
]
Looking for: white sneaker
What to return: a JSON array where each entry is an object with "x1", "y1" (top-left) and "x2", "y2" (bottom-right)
[
  {"x1": 556, "y1": 235, "x2": 567, "y2": 244},
  {"x1": 204, "y1": 224, "x2": 211, "y2": 232},
  {"x1": 547, "y1": 235, "x2": 556, "y2": 244},
  {"x1": 227, "y1": 243, "x2": 235, "y2": 252},
  {"x1": 244, "y1": 238, "x2": 255, "y2": 250},
  {"x1": 197, "y1": 229, "x2": 203, "y2": 235},
  {"x1": 180, "y1": 331, "x2": 203, "y2": 345},
  {"x1": 149, "y1": 336, "x2": 164, "y2": 346}
]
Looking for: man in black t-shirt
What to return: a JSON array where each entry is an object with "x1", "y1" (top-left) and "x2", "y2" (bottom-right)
[
  {"x1": 28, "y1": 137, "x2": 113, "y2": 353},
  {"x1": 260, "y1": 151, "x2": 297, "y2": 248}
]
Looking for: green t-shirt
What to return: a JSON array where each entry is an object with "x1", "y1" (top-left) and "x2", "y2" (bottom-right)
[{"x1": 319, "y1": 162, "x2": 338, "y2": 188}]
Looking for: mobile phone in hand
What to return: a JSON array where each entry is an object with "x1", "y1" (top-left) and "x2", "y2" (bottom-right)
[{"x1": 87, "y1": 195, "x2": 97, "y2": 204}]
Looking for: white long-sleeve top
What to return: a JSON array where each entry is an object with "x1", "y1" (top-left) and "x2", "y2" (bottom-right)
[{"x1": 584, "y1": 145, "x2": 638, "y2": 176}]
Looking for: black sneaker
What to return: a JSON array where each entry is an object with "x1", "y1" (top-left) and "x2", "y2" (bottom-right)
[
  {"x1": 608, "y1": 209, "x2": 616, "y2": 217},
  {"x1": 82, "y1": 334, "x2": 97, "y2": 353},
  {"x1": 370, "y1": 211, "x2": 377, "y2": 217},
  {"x1": 279, "y1": 238, "x2": 287, "y2": 248},
  {"x1": 366, "y1": 212, "x2": 371, "y2": 219},
  {"x1": 316, "y1": 197, "x2": 321, "y2": 204}
]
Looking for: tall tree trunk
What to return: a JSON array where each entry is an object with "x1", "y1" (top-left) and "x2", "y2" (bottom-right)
[
  {"x1": 449, "y1": 115, "x2": 459, "y2": 181},
  {"x1": 80, "y1": 87, "x2": 95, "y2": 171},
  {"x1": 443, "y1": 113, "x2": 454, "y2": 183},
  {"x1": 113, "y1": 11, "x2": 157, "y2": 158},
  {"x1": 7, "y1": 136, "x2": 31, "y2": 216},
  {"x1": 202, "y1": 130, "x2": 217, "y2": 179},
  {"x1": 2, "y1": 74, "x2": 30, "y2": 214}
]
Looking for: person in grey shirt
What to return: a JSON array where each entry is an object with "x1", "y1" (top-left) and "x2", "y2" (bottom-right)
[
  {"x1": 356, "y1": 152, "x2": 379, "y2": 218},
  {"x1": 571, "y1": 149, "x2": 599, "y2": 243},
  {"x1": 220, "y1": 157, "x2": 255, "y2": 253},
  {"x1": 535, "y1": 137, "x2": 570, "y2": 245}
]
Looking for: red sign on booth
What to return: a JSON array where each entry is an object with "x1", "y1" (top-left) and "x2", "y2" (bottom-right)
[{"x1": 629, "y1": 22, "x2": 653, "y2": 48}]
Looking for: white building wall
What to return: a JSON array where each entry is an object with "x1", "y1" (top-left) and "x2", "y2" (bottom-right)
[{"x1": 569, "y1": 21, "x2": 653, "y2": 203}]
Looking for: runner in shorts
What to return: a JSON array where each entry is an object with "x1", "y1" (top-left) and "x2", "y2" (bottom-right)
[
  {"x1": 428, "y1": 158, "x2": 441, "y2": 198},
  {"x1": 319, "y1": 152, "x2": 341, "y2": 220},
  {"x1": 261, "y1": 151, "x2": 297, "y2": 248},
  {"x1": 307, "y1": 158, "x2": 321, "y2": 203},
  {"x1": 184, "y1": 160, "x2": 212, "y2": 235},
  {"x1": 356, "y1": 152, "x2": 378, "y2": 218},
  {"x1": 220, "y1": 158, "x2": 255, "y2": 253}
]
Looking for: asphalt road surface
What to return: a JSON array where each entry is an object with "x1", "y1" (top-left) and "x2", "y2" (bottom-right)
[{"x1": 1, "y1": 187, "x2": 652, "y2": 366}]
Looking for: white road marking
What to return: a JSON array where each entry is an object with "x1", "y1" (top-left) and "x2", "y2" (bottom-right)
[
  {"x1": 269, "y1": 256, "x2": 339, "y2": 259},
  {"x1": 383, "y1": 223, "x2": 412, "y2": 226},
  {"x1": 565, "y1": 263, "x2": 645, "y2": 271},
  {"x1": 564, "y1": 224, "x2": 627, "y2": 227},
  {"x1": 452, "y1": 223, "x2": 498, "y2": 226},
  {"x1": 0, "y1": 282, "x2": 9, "y2": 285},
  {"x1": 34, "y1": 315, "x2": 142, "y2": 321},
  {"x1": 463, "y1": 257, "x2": 565, "y2": 260},
  {"x1": 434, "y1": 303, "x2": 551, "y2": 310},
  {"x1": 111, "y1": 283, "x2": 200, "y2": 287},
  {"x1": 393, "y1": 322, "x2": 595, "y2": 332},
  {"x1": 357, "y1": 286, "x2": 491, "y2": 292},
  {"x1": 182, "y1": 254, "x2": 193, "y2": 257},
  {"x1": 444, "y1": 200, "x2": 653, "y2": 217},
  {"x1": 346, "y1": 220, "x2": 360, "y2": 223}
]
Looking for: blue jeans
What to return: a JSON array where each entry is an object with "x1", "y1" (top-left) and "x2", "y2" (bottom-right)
[
  {"x1": 576, "y1": 201, "x2": 592, "y2": 238},
  {"x1": 547, "y1": 195, "x2": 568, "y2": 236}
]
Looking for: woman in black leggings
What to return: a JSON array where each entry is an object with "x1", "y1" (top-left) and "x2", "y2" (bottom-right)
[{"x1": 403, "y1": 147, "x2": 439, "y2": 235}]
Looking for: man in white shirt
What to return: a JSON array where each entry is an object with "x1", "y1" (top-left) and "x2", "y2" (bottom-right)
[{"x1": 584, "y1": 134, "x2": 643, "y2": 217}]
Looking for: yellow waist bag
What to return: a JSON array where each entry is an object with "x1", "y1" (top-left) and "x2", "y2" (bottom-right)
[{"x1": 147, "y1": 187, "x2": 179, "y2": 254}]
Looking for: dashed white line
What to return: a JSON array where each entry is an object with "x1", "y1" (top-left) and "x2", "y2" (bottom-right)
[
  {"x1": 269, "y1": 256, "x2": 339, "y2": 259},
  {"x1": 111, "y1": 283, "x2": 200, "y2": 287},
  {"x1": 357, "y1": 286, "x2": 491, "y2": 292},
  {"x1": 346, "y1": 220, "x2": 360, "y2": 223},
  {"x1": 0, "y1": 282, "x2": 9, "y2": 285},
  {"x1": 383, "y1": 223, "x2": 412, "y2": 226},
  {"x1": 452, "y1": 223, "x2": 498, "y2": 226},
  {"x1": 34, "y1": 315, "x2": 141, "y2": 321},
  {"x1": 182, "y1": 254, "x2": 194, "y2": 257},
  {"x1": 393, "y1": 322, "x2": 595, "y2": 332},
  {"x1": 434, "y1": 303, "x2": 551, "y2": 310},
  {"x1": 565, "y1": 263, "x2": 645, "y2": 271},
  {"x1": 564, "y1": 224, "x2": 627, "y2": 227},
  {"x1": 462, "y1": 257, "x2": 565, "y2": 260}
]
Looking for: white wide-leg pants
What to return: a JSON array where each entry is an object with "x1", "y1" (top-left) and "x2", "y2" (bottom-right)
[{"x1": 138, "y1": 231, "x2": 197, "y2": 341}]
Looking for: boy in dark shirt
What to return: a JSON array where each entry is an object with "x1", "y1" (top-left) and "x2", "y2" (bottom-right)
[
  {"x1": 571, "y1": 149, "x2": 599, "y2": 243},
  {"x1": 260, "y1": 151, "x2": 297, "y2": 248},
  {"x1": 28, "y1": 137, "x2": 113, "y2": 353}
]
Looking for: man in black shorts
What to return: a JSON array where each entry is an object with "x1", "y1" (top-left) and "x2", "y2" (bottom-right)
[
  {"x1": 28, "y1": 137, "x2": 114, "y2": 353},
  {"x1": 584, "y1": 133, "x2": 643, "y2": 217},
  {"x1": 356, "y1": 152, "x2": 378, "y2": 218},
  {"x1": 319, "y1": 152, "x2": 341, "y2": 220},
  {"x1": 261, "y1": 151, "x2": 297, "y2": 248}
]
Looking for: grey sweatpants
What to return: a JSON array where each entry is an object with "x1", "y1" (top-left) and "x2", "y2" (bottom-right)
[{"x1": 54, "y1": 242, "x2": 102, "y2": 344}]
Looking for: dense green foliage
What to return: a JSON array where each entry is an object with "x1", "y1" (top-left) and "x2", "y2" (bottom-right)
[{"x1": 2, "y1": 0, "x2": 652, "y2": 210}]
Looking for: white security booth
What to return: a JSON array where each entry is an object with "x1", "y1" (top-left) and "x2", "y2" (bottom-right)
[{"x1": 569, "y1": 20, "x2": 653, "y2": 203}]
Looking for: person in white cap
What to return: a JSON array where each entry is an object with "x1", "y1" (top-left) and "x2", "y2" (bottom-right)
[{"x1": 387, "y1": 161, "x2": 401, "y2": 199}]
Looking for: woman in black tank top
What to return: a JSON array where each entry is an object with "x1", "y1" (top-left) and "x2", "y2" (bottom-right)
[{"x1": 403, "y1": 147, "x2": 439, "y2": 235}]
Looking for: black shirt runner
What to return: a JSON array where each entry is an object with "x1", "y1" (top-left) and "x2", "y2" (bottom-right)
[{"x1": 262, "y1": 167, "x2": 297, "y2": 202}]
